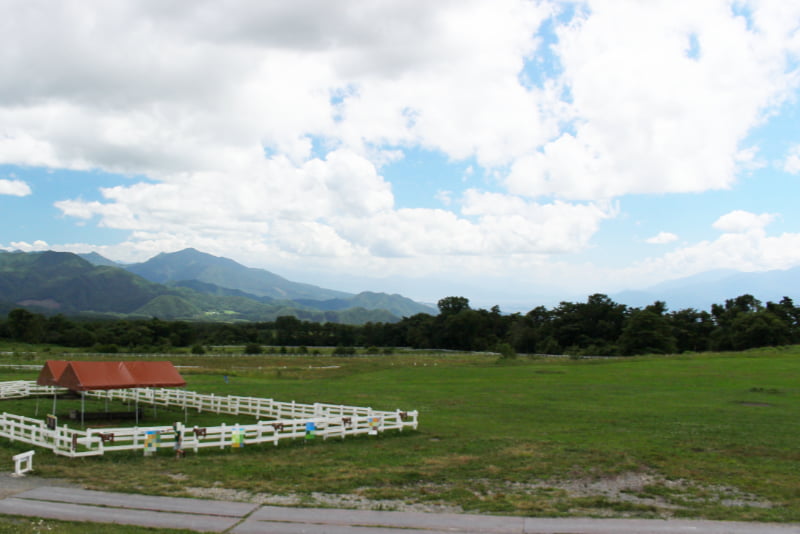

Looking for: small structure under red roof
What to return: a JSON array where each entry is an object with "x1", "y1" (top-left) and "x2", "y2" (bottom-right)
[{"x1": 37, "y1": 361, "x2": 185, "y2": 391}]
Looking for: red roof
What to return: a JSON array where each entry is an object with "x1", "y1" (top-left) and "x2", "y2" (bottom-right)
[
  {"x1": 36, "y1": 360, "x2": 70, "y2": 387},
  {"x1": 37, "y1": 361, "x2": 185, "y2": 391}
]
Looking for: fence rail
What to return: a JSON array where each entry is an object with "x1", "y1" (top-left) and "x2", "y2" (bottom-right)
[{"x1": 0, "y1": 381, "x2": 418, "y2": 458}]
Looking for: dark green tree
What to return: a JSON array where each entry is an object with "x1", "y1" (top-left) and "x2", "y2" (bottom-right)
[
  {"x1": 437, "y1": 296, "x2": 470, "y2": 315},
  {"x1": 619, "y1": 307, "x2": 677, "y2": 355},
  {"x1": 730, "y1": 311, "x2": 790, "y2": 350},
  {"x1": 551, "y1": 294, "x2": 627, "y2": 355},
  {"x1": 766, "y1": 297, "x2": 800, "y2": 343},
  {"x1": 669, "y1": 308, "x2": 713, "y2": 352},
  {"x1": 710, "y1": 294, "x2": 763, "y2": 350}
]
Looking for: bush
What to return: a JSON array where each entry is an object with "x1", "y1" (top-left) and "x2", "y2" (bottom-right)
[
  {"x1": 244, "y1": 343, "x2": 263, "y2": 355},
  {"x1": 496, "y1": 342, "x2": 517, "y2": 360},
  {"x1": 191, "y1": 344, "x2": 206, "y2": 355}
]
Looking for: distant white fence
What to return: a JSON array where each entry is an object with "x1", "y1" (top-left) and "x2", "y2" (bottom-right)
[{"x1": 0, "y1": 381, "x2": 418, "y2": 458}]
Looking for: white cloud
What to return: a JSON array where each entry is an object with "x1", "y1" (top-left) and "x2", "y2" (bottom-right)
[
  {"x1": 629, "y1": 230, "x2": 800, "y2": 284},
  {"x1": 618, "y1": 210, "x2": 798, "y2": 288},
  {"x1": 6, "y1": 240, "x2": 49, "y2": 251},
  {"x1": 0, "y1": 179, "x2": 31, "y2": 196},
  {"x1": 712, "y1": 210, "x2": 776, "y2": 234},
  {"x1": 1, "y1": 0, "x2": 799, "y2": 297},
  {"x1": 646, "y1": 232, "x2": 678, "y2": 245},
  {"x1": 506, "y1": 0, "x2": 800, "y2": 200},
  {"x1": 784, "y1": 145, "x2": 800, "y2": 174}
]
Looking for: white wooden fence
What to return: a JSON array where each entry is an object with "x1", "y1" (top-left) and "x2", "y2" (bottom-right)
[{"x1": 0, "y1": 381, "x2": 418, "y2": 458}]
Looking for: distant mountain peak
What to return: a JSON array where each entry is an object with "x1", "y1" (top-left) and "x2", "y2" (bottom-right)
[
  {"x1": 125, "y1": 248, "x2": 352, "y2": 301},
  {"x1": 78, "y1": 251, "x2": 120, "y2": 267}
]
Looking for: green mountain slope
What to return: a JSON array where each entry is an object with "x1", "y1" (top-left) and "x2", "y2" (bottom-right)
[
  {"x1": 294, "y1": 291, "x2": 433, "y2": 317},
  {"x1": 125, "y1": 248, "x2": 433, "y2": 318},
  {"x1": 125, "y1": 248, "x2": 351, "y2": 300},
  {"x1": 0, "y1": 250, "x2": 408, "y2": 324},
  {"x1": 133, "y1": 294, "x2": 202, "y2": 318},
  {"x1": 0, "y1": 251, "x2": 165, "y2": 313}
]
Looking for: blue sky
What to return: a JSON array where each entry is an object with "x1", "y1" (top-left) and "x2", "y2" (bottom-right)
[{"x1": 1, "y1": 1, "x2": 799, "y2": 310}]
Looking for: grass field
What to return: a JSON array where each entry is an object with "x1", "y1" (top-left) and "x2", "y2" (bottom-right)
[{"x1": 1, "y1": 346, "x2": 799, "y2": 523}]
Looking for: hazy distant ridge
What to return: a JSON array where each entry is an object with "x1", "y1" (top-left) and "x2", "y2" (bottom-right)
[{"x1": 612, "y1": 268, "x2": 800, "y2": 310}]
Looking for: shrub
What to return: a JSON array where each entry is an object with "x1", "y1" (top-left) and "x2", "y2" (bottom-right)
[
  {"x1": 333, "y1": 345, "x2": 356, "y2": 356},
  {"x1": 496, "y1": 342, "x2": 517, "y2": 360},
  {"x1": 244, "y1": 343, "x2": 263, "y2": 355}
]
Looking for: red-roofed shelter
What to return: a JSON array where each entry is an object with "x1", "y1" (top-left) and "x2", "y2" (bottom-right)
[{"x1": 37, "y1": 361, "x2": 185, "y2": 391}]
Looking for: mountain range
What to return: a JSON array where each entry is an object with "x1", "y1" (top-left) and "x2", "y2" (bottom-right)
[
  {"x1": 0, "y1": 248, "x2": 434, "y2": 323},
  {"x1": 1, "y1": 247, "x2": 797, "y2": 322},
  {"x1": 611, "y1": 267, "x2": 800, "y2": 311}
]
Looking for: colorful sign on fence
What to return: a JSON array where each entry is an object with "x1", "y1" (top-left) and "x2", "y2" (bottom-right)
[
  {"x1": 144, "y1": 431, "x2": 160, "y2": 456},
  {"x1": 232, "y1": 428, "x2": 245, "y2": 448},
  {"x1": 368, "y1": 416, "x2": 381, "y2": 436},
  {"x1": 305, "y1": 421, "x2": 316, "y2": 440}
]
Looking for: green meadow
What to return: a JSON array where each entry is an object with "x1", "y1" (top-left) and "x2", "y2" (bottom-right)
[{"x1": 1, "y1": 347, "x2": 800, "y2": 522}]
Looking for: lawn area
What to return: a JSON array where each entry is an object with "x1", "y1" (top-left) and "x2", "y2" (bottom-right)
[{"x1": 1, "y1": 347, "x2": 799, "y2": 522}]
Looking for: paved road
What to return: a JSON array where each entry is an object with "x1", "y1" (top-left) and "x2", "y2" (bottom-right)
[{"x1": 0, "y1": 482, "x2": 798, "y2": 533}]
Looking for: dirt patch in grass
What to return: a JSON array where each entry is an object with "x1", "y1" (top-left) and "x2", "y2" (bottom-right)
[
  {"x1": 182, "y1": 470, "x2": 774, "y2": 518},
  {"x1": 183, "y1": 485, "x2": 463, "y2": 513},
  {"x1": 507, "y1": 471, "x2": 775, "y2": 516}
]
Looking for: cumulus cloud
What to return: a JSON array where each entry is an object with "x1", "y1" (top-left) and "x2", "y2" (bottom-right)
[
  {"x1": 0, "y1": 179, "x2": 31, "y2": 196},
  {"x1": 646, "y1": 232, "x2": 678, "y2": 245},
  {"x1": 712, "y1": 210, "x2": 776, "y2": 234},
  {"x1": 630, "y1": 229, "x2": 800, "y2": 284},
  {"x1": 6, "y1": 240, "x2": 49, "y2": 251},
  {"x1": 506, "y1": 1, "x2": 800, "y2": 200},
  {"x1": 620, "y1": 210, "x2": 799, "y2": 289},
  {"x1": 0, "y1": 0, "x2": 799, "y2": 289}
]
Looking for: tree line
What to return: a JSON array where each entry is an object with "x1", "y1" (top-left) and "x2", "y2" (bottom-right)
[{"x1": 1, "y1": 293, "x2": 798, "y2": 356}]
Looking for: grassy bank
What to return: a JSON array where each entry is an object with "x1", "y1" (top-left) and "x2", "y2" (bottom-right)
[{"x1": 1, "y1": 347, "x2": 799, "y2": 522}]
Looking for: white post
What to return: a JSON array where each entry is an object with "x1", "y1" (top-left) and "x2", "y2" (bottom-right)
[{"x1": 12, "y1": 450, "x2": 35, "y2": 476}]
